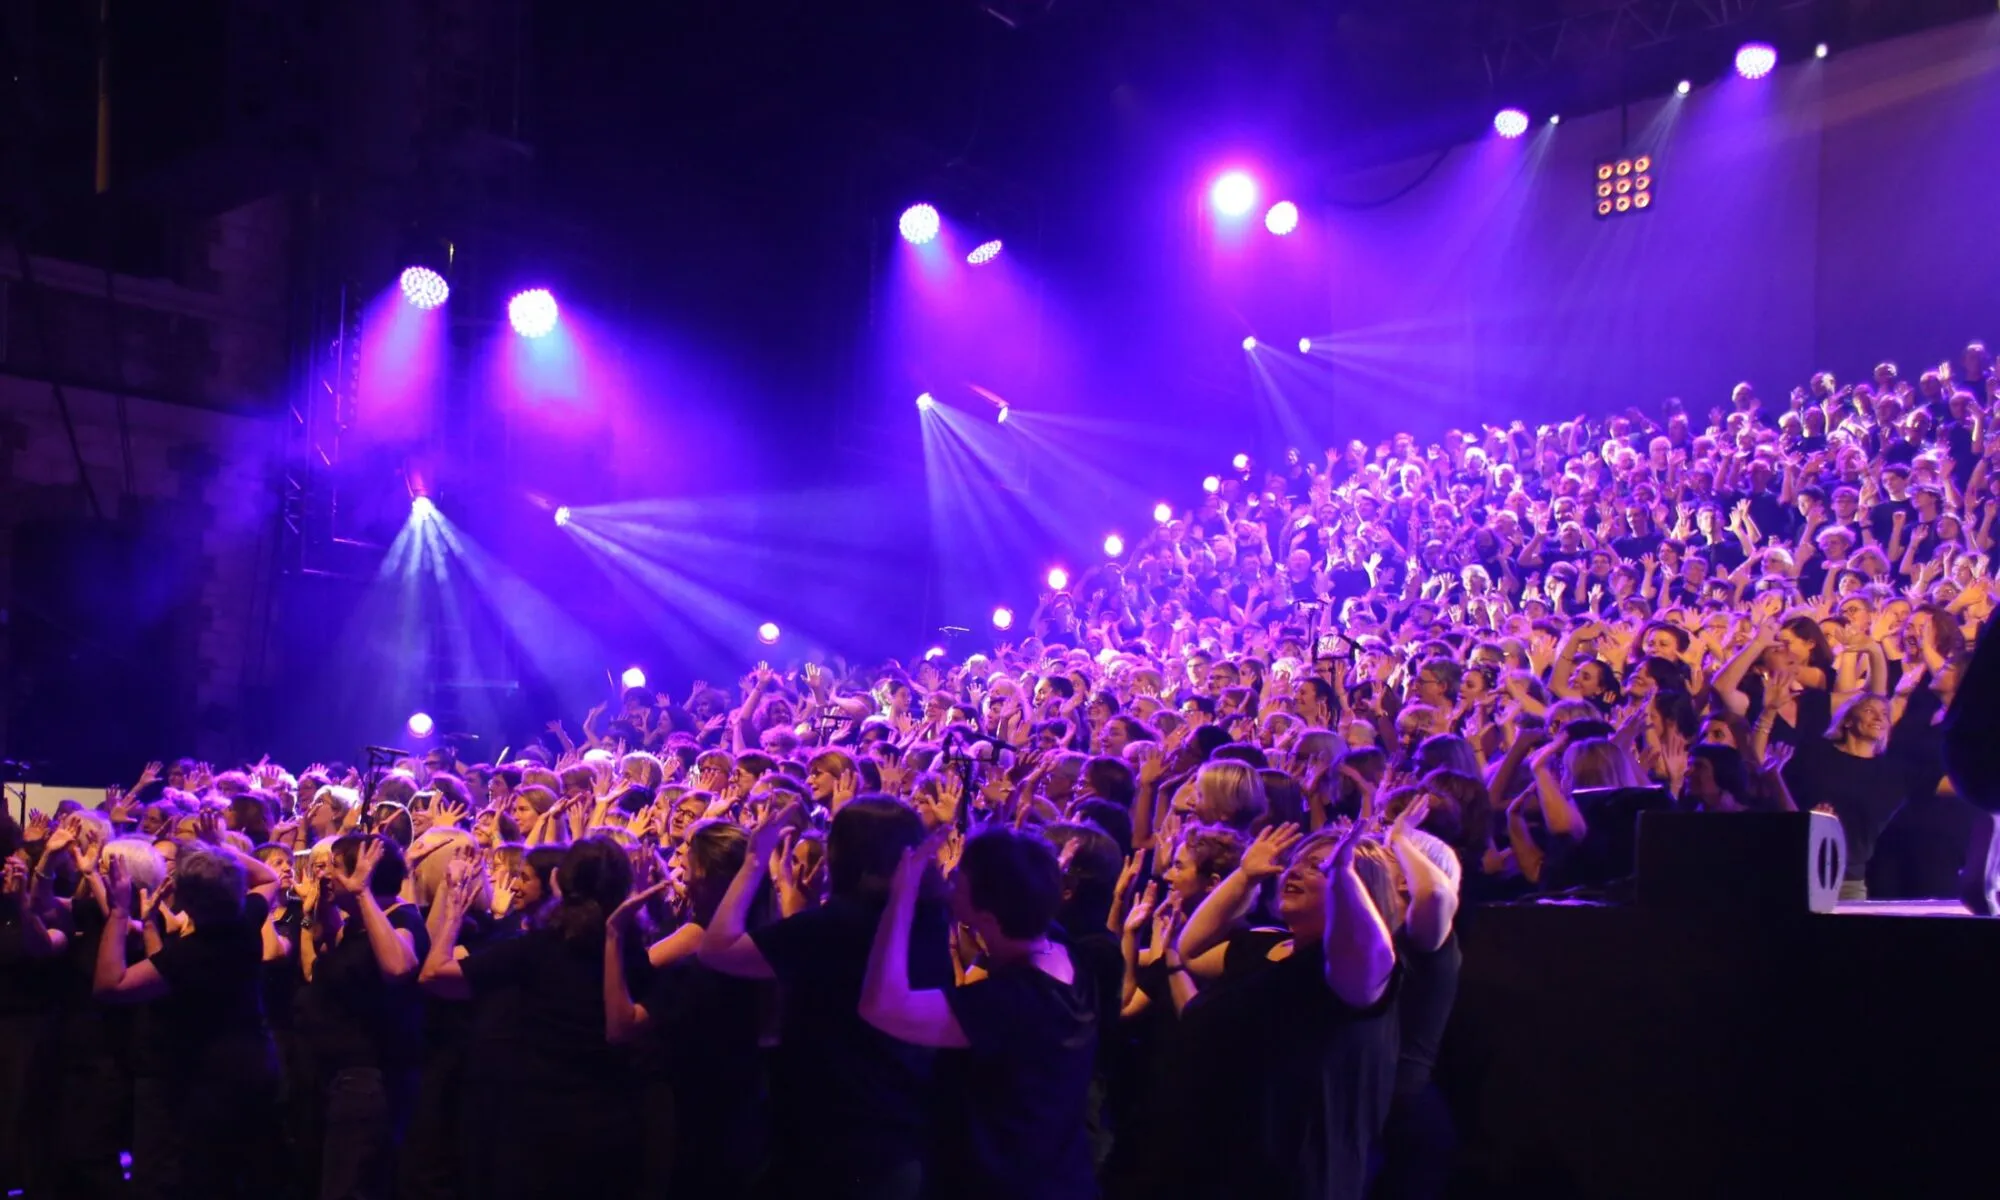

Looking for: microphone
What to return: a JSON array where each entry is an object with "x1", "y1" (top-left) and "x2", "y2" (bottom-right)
[
  {"x1": 365, "y1": 746, "x2": 414, "y2": 759},
  {"x1": 442, "y1": 732, "x2": 482, "y2": 743}
]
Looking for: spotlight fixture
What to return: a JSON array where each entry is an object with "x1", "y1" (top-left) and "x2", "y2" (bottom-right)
[
  {"x1": 1814, "y1": 43, "x2": 1829, "y2": 59},
  {"x1": 1595, "y1": 155, "x2": 1655, "y2": 219},
  {"x1": 1152, "y1": 502, "x2": 1173, "y2": 524},
  {"x1": 1493, "y1": 108, "x2": 1530, "y2": 139},
  {"x1": 1202, "y1": 475, "x2": 1221, "y2": 494},
  {"x1": 967, "y1": 239, "x2": 1004, "y2": 265},
  {"x1": 899, "y1": 204, "x2": 941, "y2": 245},
  {"x1": 1210, "y1": 171, "x2": 1257, "y2": 218},
  {"x1": 621, "y1": 666, "x2": 648, "y2": 689},
  {"x1": 1735, "y1": 42, "x2": 1777, "y2": 79},
  {"x1": 1242, "y1": 336, "x2": 1258, "y2": 351},
  {"x1": 1264, "y1": 201, "x2": 1299, "y2": 236},
  {"x1": 1676, "y1": 80, "x2": 1692, "y2": 96},
  {"x1": 916, "y1": 392, "x2": 936, "y2": 411},
  {"x1": 757, "y1": 622, "x2": 781, "y2": 645},
  {"x1": 1549, "y1": 114, "x2": 1562, "y2": 126},
  {"x1": 554, "y1": 505, "x2": 572, "y2": 528},
  {"x1": 1298, "y1": 337, "x2": 1313, "y2": 353},
  {"x1": 412, "y1": 496, "x2": 438, "y2": 520},
  {"x1": 399, "y1": 266, "x2": 449, "y2": 309},
  {"x1": 508, "y1": 289, "x2": 559, "y2": 338},
  {"x1": 992, "y1": 606, "x2": 1015, "y2": 631},
  {"x1": 1103, "y1": 534, "x2": 1125, "y2": 557},
  {"x1": 1046, "y1": 567, "x2": 1069, "y2": 591},
  {"x1": 1232, "y1": 452, "x2": 1250, "y2": 471},
  {"x1": 997, "y1": 405, "x2": 1010, "y2": 425},
  {"x1": 407, "y1": 712, "x2": 435, "y2": 739}
]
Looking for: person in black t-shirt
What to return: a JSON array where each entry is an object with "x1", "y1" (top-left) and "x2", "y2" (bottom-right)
[
  {"x1": 1763, "y1": 694, "x2": 1903, "y2": 900},
  {"x1": 95, "y1": 846, "x2": 282, "y2": 1199},
  {"x1": 860, "y1": 824, "x2": 1098, "y2": 1200},
  {"x1": 422, "y1": 835, "x2": 640, "y2": 1200},
  {"x1": 1165, "y1": 821, "x2": 1402, "y2": 1200},
  {"x1": 604, "y1": 820, "x2": 766, "y2": 1200},
  {"x1": 701, "y1": 798, "x2": 947, "y2": 1200},
  {"x1": 296, "y1": 833, "x2": 427, "y2": 1200}
]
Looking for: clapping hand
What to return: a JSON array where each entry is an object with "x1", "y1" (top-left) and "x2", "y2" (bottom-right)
[{"x1": 1240, "y1": 823, "x2": 1305, "y2": 880}]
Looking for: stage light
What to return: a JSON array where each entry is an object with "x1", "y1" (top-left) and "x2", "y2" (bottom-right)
[
  {"x1": 1298, "y1": 337, "x2": 1312, "y2": 353},
  {"x1": 1210, "y1": 171, "x2": 1257, "y2": 218},
  {"x1": 1596, "y1": 157, "x2": 1656, "y2": 219},
  {"x1": 992, "y1": 606, "x2": 1015, "y2": 631},
  {"x1": 757, "y1": 622, "x2": 781, "y2": 645},
  {"x1": 967, "y1": 239, "x2": 1003, "y2": 265},
  {"x1": 997, "y1": 405, "x2": 1010, "y2": 424},
  {"x1": 1735, "y1": 42, "x2": 1777, "y2": 79},
  {"x1": 1676, "y1": 80, "x2": 1692, "y2": 95},
  {"x1": 1549, "y1": 114, "x2": 1562, "y2": 126},
  {"x1": 1232, "y1": 452, "x2": 1250, "y2": 471},
  {"x1": 554, "y1": 505, "x2": 571, "y2": 528},
  {"x1": 412, "y1": 496, "x2": 437, "y2": 520},
  {"x1": 1815, "y1": 43, "x2": 1829, "y2": 59},
  {"x1": 925, "y1": 646, "x2": 947, "y2": 661},
  {"x1": 916, "y1": 392, "x2": 936, "y2": 411},
  {"x1": 1046, "y1": 567, "x2": 1069, "y2": 591},
  {"x1": 407, "y1": 712, "x2": 435, "y2": 739},
  {"x1": 1242, "y1": 336, "x2": 1257, "y2": 351},
  {"x1": 899, "y1": 204, "x2": 941, "y2": 245},
  {"x1": 621, "y1": 666, "x2": 647, "y2": 689},
  {"x1": 1493, "y1": 108, "x2": 1530, "y2": 139},
  {"x1": 1264, "y1": 201, "x2": 1299, "y2": 236},
  {"x1": 1202, "y1": 475, "x2": 1221, "y2": 494},
  {"x1": 508, "y1": 289, "x2": 558, "y2": 338},
  {"x1": 1153, "y1": 502, "x2": 1173, "y2": 523},
  {"x1": 399, "y1": 266, "x2": 449, "y2": 309},
  {"x1": 1103, "y1": 534, "x2": 1125, "y2": 557}
]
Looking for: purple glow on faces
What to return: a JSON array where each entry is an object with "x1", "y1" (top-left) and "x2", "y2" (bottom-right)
[
  {"x1": 508, "y1": 289, "x2": 559, "y2": 338},
  {"x1": 1735, "y1": 43, "x2": 1777, "y2": 79},
  {"x1": 1494, "y1": 108, "x2": 1530, "y2": 139},
  {"x1": 967, "y1": 239, "x2": 1003, "y2": 265},
  {"x1": 407, "y1": 712, "x2": 435, "y2": 738},
  {"x1": 1210, "y1": 171, "x2": 1257, "y2": 218},
  {"x1": 621, "y1": 666, "x2": 647, "y2": 689},
  {"x1": 757, "y1": 622, "x2": 781, "y2": 645},
  {"x1": 899, "y1": 204, "x2": 941, "y2": 245},
  {"x1": 1264, "y1": 201, "x2": 1299, "y2": 235},
  {"x1": 399, "y1": 266, "x2": 449, "y2": 309}
]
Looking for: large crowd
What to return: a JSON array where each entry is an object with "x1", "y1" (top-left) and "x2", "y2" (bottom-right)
[{"x1": 4, "y1": 342, "x2": 2000, "y2": 1200}]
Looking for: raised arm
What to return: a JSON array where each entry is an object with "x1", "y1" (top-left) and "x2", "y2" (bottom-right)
[
  {"x1": 698, "y1": 805, "x2": 799, "y2": 979},
  {"x1": 1177, "y1": 823, "x2": 1300, "y2": 966},
  {"x1": 1323, "y1": 822, "x2": 1397, "y2": 1009},
  {"x1": 857, "y1": 833, "x2": 966, "y2": 1048}
]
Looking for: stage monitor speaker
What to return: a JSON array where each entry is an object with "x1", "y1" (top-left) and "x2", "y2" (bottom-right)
[{"x1": 1635, "y1": 811, "x2": 1846, "y2": 915}]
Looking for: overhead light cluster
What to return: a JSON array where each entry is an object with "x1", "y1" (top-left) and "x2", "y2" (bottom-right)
[{"x1": 1595, "y1": 155, "x2": 1655, "y2": 219}]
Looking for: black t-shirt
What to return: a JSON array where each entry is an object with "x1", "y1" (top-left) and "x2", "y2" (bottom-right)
[
  {"x1": 936, "y1": 960, "x2": 1099, "y2": 1200},
  {"x1": 148, "y1": 891, "x2": 276, "y2": 1081},
  {"x1": 1393, "y1": 929, "x2": 1460, "y2": 1099},
  {"x1": 294, "y1": 899, "x2": 430, "y2": 1074},
  {"x1": 460, "y1": 923, "x2": 645, "y2": 1097},
  {"x1": 750, "y1": 894, "x2": 955, "y2": 1171},
  {"x1": 1160, "y1": 929, "x2": 1400, "y2": 1200},
  {"x1": 1780, "y1": 737, "x2": 1906, "y2": 879}
]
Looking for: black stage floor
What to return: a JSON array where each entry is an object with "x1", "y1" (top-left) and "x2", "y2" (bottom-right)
[{"x1": 1441, "y1": 901, "x2": 2000, "y2": 1200}]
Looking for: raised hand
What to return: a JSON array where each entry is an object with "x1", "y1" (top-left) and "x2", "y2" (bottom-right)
[
  {"x1": 1240, "y1": 822, "x2": 1305, "y2": 879},
  {"x1": 1124, "y1": 881, "x2": 1161, "y2": 935},
  {"x1": 1388, "y1": 794, "x2": 1431, "y2": 843},
  {"x1": 608, "y1": 881, "x2": 670, "y2": 936},
  {"x1": 328, "y1": 839, "x2": 383, "y2": 901}
]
